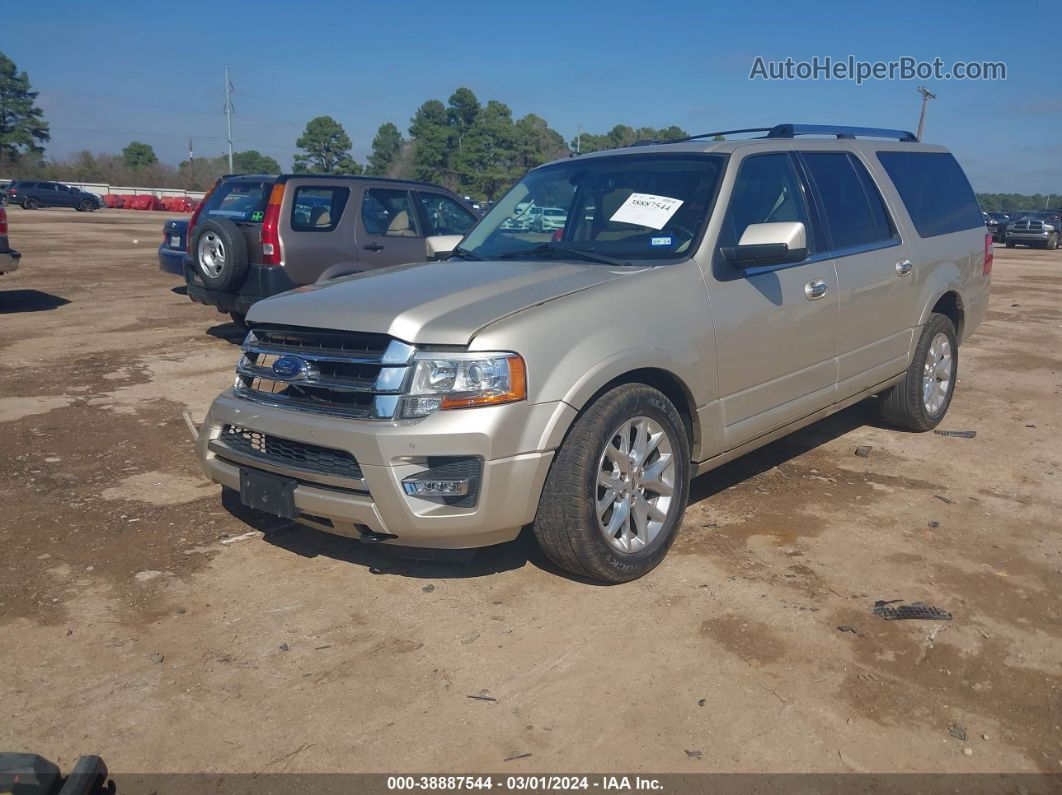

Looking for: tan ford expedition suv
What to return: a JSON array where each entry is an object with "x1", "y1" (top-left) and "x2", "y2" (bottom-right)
[{"x1": 196, "y1": 124, "x2": 992, "y2": 583}]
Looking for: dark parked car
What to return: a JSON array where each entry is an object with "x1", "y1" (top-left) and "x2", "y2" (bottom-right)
[
  {"x1": 0, "y1": 205, "x2": 21, "y2": 275},
  {"x1": 158, "y1": 219, "x2": 189, "y2": 275},
  {"x1": 1005, "y1": 210, "x2": 1062, "y2": 249},
  {"x1": 983, "y1": 211, "x2": 1010, "y2": 242},
  {"x1": 5, "y1": 181, "x2": 101, "y2": 211},
  {"x1": 183, "y1": 173, "x2": 477, "y2": 324}
]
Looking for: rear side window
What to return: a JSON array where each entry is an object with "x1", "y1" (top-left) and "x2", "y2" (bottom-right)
[
  {"x1": 417, "y1": 193, "x2": 476, "y2": 236},
  {"x1": 361, "y1": 189, "x2": 420, "y2": 237},
  {"x1": 290, "y1": 186, "x2": 349, "y2": 232},
  {"x1": 801, "y1": 152, "x2": 896, "y2": 250},
  {"x1": 876, "y1": 151, "x2": 983, "y2": 238},
  {"x1": 201, "y1": 180, "x2": 271, "y2": 222}
]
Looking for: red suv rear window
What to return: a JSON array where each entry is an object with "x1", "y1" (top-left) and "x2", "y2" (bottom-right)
[{"x1": 200, "y1": 180, "x2": 272, "y2": 223}]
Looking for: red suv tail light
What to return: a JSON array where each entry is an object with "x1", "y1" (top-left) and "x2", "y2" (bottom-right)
[
  {"x1": 186, "y1": 184, "x2": 215, "y2": 252},
  {"x1": 983, "y1": 233, "x2": 993, "y2": 276},
  {"x1": 0, "y1": 206, "x2": 7, "y2": 236},
  {"x1": 260, "y1": 182, "x2": 284, "y2": 266}
]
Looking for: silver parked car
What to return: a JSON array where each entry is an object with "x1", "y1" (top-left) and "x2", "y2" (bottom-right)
[{"x1": 196, "y1": 123, "x2": 992, "y2": 582}]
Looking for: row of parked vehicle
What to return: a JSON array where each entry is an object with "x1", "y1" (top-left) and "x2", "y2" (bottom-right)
[
  {"x1": 165, "y1": 123, "x2": 994, "y2": 583},
  {"x1": 983, "y1": 209, "x2": 1062, "y2": 249}
]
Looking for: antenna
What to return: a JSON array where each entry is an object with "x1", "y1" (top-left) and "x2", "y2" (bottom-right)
[
  {"x1": 916, "y1": 86, "x2": 936, "y2": 142},
  {"x1": 224, "y1": 65, "x2": 235, "y2": 172}
]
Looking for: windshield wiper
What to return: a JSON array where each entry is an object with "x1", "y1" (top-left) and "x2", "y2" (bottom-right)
[
  {"x1": 496, "y1": 243, "x2": 630, "y2": 267},
  {"x1": 448, "y1": 246, "x2": 482, "y2": 261}
]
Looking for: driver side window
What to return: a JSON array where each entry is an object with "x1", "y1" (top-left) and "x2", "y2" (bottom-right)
[{"x1": 718, "y1": 153, "x2": 813, "y2": 253}]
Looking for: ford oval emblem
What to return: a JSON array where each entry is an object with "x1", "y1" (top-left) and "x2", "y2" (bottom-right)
[{"x1": 272, "y1": 355, "x2": 309, "y2": 380}]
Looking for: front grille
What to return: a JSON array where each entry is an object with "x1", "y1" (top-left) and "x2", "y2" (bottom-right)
[
  {"x1": 234, "y1": 324, "x2": 415, "y2": 419},
  {"x1": 219, "y1": 424, "x2": 363, "y2": 479}
]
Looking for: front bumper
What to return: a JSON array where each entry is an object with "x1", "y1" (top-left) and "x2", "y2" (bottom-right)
[
  {"x1": 1006, "y1": 232, "x2": 1052, "y2": 244},
  {"x1": 197, "y1": 390, "x2": 575, "y2": 549},
  {"x1": 0, "y1": 249, "x2": 20, "y2": 274}
]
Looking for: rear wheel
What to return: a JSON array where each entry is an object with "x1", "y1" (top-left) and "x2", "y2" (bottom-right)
[
  {"x1": 1004, "y1": 240, "x2": 1015, "y2": 248},
  {"x1": 532, "y1": 383, "x2": 691, "y2": 583},
  {"x1": 23, "y1": 197, "x2": 39, "y2": 210},
  {"x1": 880, "y1": 313, "x2": 957, "y2": 432}
]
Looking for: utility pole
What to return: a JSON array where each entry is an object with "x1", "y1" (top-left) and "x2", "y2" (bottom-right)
[
  {"x1": 576, "y1": 124, "x2": 581, "y2": 154},
  {"x1": 188, "y1": 138, "x2": 194, "y2": 169},
  {"x1": 915, "y1": 86, "x2": 936, "y2": 142},
  {"x1": 224, "y1": 65, "x2": 234, "y2": 172},
  {"x1": 1045, "y1": 194, "x2": 1052, "y2": 209}
]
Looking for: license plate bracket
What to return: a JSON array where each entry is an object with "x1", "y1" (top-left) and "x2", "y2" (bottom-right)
[
  {"x1": 170, "y1": 234, "x2": 181, "y2": 248},
  {"x1": 239, "y1": 468, "x2": 297, "y2": 519}
]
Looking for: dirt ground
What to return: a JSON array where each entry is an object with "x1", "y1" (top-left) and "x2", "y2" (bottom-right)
[{"x1": 0, "y1": 207, "x2": 1059, "y2": 776}]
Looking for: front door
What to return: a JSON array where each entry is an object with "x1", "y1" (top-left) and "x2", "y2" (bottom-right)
[
  {"x1": 707, "y1": 151, "x2": 839, "y2": 449},
  {"x1": 798, "y1": 151, "x2": 915, "y2": 397},
  {"x1": 356, "y1": 187, "x2": 429, "y2": 270}
]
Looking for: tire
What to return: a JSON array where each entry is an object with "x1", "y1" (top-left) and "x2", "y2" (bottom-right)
[
  {"x1": 1050, "y1": 234, "x2": 1059, "y2": 250},
  {"x1": 532, "y1": 383, "x2": 691, "y2": 583},
  {"x1": 229, "y1": 311, "x2": 247, "y2": 327},
  {"x1": 76, "y1": 199, "x2": 94, "y2": 212},
  {"x1": 880, "y1": 313, "x2": 958, "y2": 432},
  {"x1": 192, "y1": 218, "x2": 249, "y2": 291},
  {"x1": 1004, "y1": 241, "x2": 1014, "y2": 248},
  {"x1": 23, "y1": 197, "x2": 39, "y2": 210}
]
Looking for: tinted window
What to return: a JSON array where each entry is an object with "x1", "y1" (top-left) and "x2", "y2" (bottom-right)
[
  {"x1": 417, "y1": 193, "x2": 476, "y2": 236},
  {"x1": 802, "y1": 152, "x2": 894, "y2": 249},
  {"x1": 876, "y1": 151, "x2": 983, "y2": 238},
  {"x1": 290, "y1": 186, "x2": 349, "y2": 232},
  {"x1": 361, "y1": 189, "x2": 419, "y2": 237},
  {"x1": 717, "y1": 153, "x2": 812, "y2": 251},
  {"x1": 38, "y1": 183, "x2": 57, "y2": 192},
  {"x1": 201, "y1": 180, "x2": 271, "y2": 222}
]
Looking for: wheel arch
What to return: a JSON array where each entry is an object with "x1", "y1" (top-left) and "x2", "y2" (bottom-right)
[
  {"x1": 562, "y1": 365, "x2": 701, "y2": 459},
  {"x1": 924, "y1": 290, "x2": 965, "y2": 342}
]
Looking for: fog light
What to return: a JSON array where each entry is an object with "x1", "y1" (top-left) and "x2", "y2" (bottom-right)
[
  {"x1": 402, "y1": 478, "x2": 470, "y2": 497},
  {"x1": 401, "y1": 457, "x2": 483, "y2": 507}
]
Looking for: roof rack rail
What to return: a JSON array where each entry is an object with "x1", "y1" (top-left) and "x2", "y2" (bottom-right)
[
  {"x1": 765, "y1": 124, "x2": 917, "y2": 141},
  {"x1": 628, "y1": 124, "x2": 917, "y2": 147}
]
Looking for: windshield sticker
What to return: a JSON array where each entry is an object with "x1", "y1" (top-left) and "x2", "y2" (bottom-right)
[
  {"x1": 609, "y1": 192, "x2": 684, "y2": 230},
  {"x1": 651, "y1": 236, "x2": 673, "y2": 247}
]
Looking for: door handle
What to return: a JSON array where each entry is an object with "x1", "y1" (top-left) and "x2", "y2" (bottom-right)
[
  {"x1": 896, "y1": 259, "x2": 913, "y2": 276},
  {"x1": 363, "y1": 243, "x2": 384, "y2": 252},
  {"x1": 804, "y1": 279, "x2": 828, "y2": 301}
]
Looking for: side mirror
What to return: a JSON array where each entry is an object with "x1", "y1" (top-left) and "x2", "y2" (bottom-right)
[
  {"x1": 426, "y1": 234, "x2": 463, "y2": 261},
  {"x1": 722, "y1": 221, "x2": 808, "y2": 267}
]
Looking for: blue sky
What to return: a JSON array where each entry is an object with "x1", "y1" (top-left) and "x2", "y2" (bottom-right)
[{"x1": 4, "y1": 0, "x2": 1059, "y2": 193}]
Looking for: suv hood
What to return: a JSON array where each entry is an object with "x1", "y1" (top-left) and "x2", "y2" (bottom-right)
[{"x1": 246, "y1": 259, "x2": 638, "y2": 345}]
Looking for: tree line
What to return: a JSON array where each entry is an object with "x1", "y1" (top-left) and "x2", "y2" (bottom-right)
[{"x1": 2, "y1": 50, "x2": 1059, "y2": 207}]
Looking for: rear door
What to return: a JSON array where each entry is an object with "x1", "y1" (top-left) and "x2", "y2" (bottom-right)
[
  {"x1": 707, "y1": 150, "x2": 839, "y2": 448},
  {"x1": 356, "y1": 186, "x2": 428, "y2": 269},
  {"x1": 280, "y1": 182, "x2": 356, "y2": 284},
  {"x1": 797, "y1": 151, "x2": 914, "y2": 396},
  {"x1": 37, "y1": 182, "x2": 60, "y2": 207}
]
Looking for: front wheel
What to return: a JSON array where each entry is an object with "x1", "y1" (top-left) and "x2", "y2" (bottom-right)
[
  {"x1": 532, "y1": 383, "x2": 691, "y2": 583},
  {"x1": 1004, "y1": 240, "x2": 1015, "y2": 248},
  {"x1": 77, "y1": 199, "x2": 94, "y2": 212},
  {"x1": 880, "y1": 313, "x2": 958, "y2": 431}
]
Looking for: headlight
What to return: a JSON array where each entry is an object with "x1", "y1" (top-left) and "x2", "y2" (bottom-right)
[
  {"x1": 1043, "y1": 224, "x2": 1055, "y2": 232},
  {"x1": 400, "y1": 352, "x2": 527, "y2": 418}
]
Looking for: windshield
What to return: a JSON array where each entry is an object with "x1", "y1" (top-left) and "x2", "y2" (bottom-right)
[{"x1": 460, "y1": 154, "x2": 725, "y2": 262}]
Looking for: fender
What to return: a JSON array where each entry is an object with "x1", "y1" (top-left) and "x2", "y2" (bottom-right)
[{"x1": 315, "y1": 262, "x2": 363, "y2": 283}]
